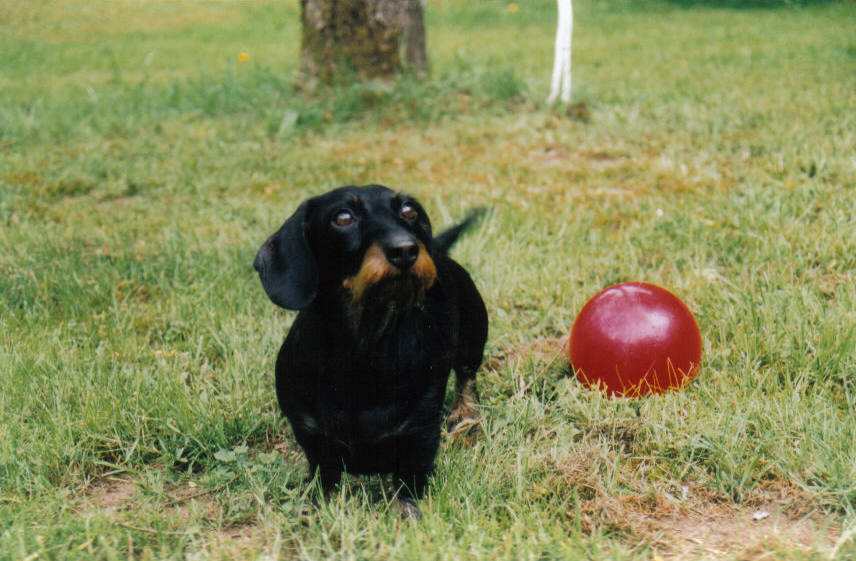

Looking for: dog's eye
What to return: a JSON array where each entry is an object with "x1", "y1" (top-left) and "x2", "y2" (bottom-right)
[
  {"x1": 333, "y1": 210, "x2": 354, "y2": 227},
  {"x1": 400, "y1": 203, "x2": 418, "y2": 221}
]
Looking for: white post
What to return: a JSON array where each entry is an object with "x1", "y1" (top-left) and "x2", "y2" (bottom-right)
[{"x1": 547, "y1": 0, "x2": 573, "y2": 104}]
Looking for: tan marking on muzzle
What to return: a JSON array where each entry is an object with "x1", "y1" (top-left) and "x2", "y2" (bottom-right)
[
  {"x1": 342, "y1": 242, "x2": 437, "y2": 301},
  {"x1": 410, "y1": 243, "x2": 438, "y2": 293},
  {"x1": 342, "y1": 244, "x2": 396, "y2": 301}
]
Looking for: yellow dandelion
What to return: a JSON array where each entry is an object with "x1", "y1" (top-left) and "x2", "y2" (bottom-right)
[
  {"x1": 237, "y1": 52, "x2": 251, "y2": 63},
  {"x1": 508, "y1": 3, "x2": 519, "y2": 13}
]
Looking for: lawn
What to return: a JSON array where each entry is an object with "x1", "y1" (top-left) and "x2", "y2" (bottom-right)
[{"x1": 1, "y1": 0, "x2": 855, "y2": 559}]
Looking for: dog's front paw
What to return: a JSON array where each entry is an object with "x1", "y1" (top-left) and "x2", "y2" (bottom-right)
[
  {"x1": 446, "y1": 377, "x2": 481, "y2": 435},
  {"x1": 446, "y1": 399, "x2": 481, "y2": 439},
  {"x1": 396, "y1": 498, "x2": 422, "y2": 521},
  {"x1": 445, "y1": 407, "x2": 481, "y2": 437}
]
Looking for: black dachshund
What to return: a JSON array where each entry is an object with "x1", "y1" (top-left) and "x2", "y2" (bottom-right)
[{"x1": 254, "y1": 184, "x2": 487, "y2": 517}]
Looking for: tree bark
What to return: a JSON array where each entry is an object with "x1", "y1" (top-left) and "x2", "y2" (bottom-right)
[
  {"x1": 298, "y1": 0, "x2": 427, "y2": 90},
  {"x1": 404, "y1": 0, "x2": 428, "y2": 77}
]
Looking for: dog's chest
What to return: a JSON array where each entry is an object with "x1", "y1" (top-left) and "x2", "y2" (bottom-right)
[
  {"x1": 282, "y1": 306, "x2": 455, "y2": 442},
  {"x1": 329, "y1": 329, "x2": 452, "y2": 406},
  {"x1": 302, "y1": 354, "x2": 447, "y2": 445}
]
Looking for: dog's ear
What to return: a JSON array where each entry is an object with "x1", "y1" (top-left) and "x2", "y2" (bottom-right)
[{"x1": 254, "y1": 201, "x2": 318, "y2": 310}]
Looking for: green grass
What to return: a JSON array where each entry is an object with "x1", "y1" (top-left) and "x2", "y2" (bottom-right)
[{"x1": 2, "y1": 0, "x2": 856, "y2": 559}]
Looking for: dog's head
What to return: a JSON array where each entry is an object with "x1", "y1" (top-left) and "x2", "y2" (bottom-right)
[{"x1": 254, "y1": 184, "x2": 438, "y2": 312}]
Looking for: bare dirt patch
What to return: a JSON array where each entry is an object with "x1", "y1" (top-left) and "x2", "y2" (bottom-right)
[
  {"x1": 210, "y1": 522, "x2": 264, "y2": 550},
  {"x1": 650, "y1": 505, "x2": 838, "y2": 559},
  {"x1": 546, "y1": 440, "x2": 840, "y2": 560},
  {"x1": 551, "y1": 448, "x2": 840, "y2": 558},
  {"x1": 86, "y1": 475, "x2": 137, "y2": 516}
]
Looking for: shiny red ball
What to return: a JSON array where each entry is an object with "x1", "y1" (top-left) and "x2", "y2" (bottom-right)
[{"x1": 569, "y1": 282, "x2": 702, "y2": 397}]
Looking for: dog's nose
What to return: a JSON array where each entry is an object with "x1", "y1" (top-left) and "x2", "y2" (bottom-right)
[{"x1": 384, "y1": 237, "x2": 420, "y2": 271}]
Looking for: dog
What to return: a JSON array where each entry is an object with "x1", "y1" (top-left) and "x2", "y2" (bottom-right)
[{"x1": 254, "y1": 184, "x2": 487, "y2": 517}]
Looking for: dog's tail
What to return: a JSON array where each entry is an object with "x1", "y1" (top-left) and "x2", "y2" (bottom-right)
[{"x1": 433, "y1": 209, "x2": 487, "y2": 255}]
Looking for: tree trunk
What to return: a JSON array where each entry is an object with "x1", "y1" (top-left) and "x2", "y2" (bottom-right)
[
  {"x1": 404, "y1": 0, "x2": 429, "y2": 77},
  {"x1": 299, "y1": 0, "x2": 427, "y2": 90}
]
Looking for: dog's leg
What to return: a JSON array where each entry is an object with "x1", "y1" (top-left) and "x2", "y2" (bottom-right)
[
  {"x1": 445, "y1": 263, "x2": 487, "y2": 436},
  {"x1": 446, "y1": 366, "x2": 481, "y2": 434},
  {"x1": 300, "y1": 463, "x2": 341, "y2": 519},
  {"x1": 309, "y1": 462, "x2": 342, "y2": 495},
  {"x1": 393, "y1": 470, "x2": 430, "y2": 520},
  {"x1": 392, "y1": 433, "x2": 438, "y2": 520}
]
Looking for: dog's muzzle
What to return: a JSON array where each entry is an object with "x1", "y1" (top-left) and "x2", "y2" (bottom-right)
[{"x1": 343, "y1": 241, "x2": 437, "y2": 302}]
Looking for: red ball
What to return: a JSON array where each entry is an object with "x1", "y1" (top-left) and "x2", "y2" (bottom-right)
[{"x1": 569, "y1": 282, "x2": 702, "y2": 397}]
